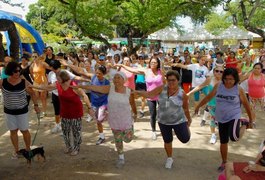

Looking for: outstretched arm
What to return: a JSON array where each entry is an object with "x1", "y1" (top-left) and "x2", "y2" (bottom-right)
[
  {"x1": 187, "y1": 77, "x2": 211, "y2": 96},
  {"x1": 115, "y1": 64, "x2": 145, "y2": 74},
  {"x1": 73, "y1": 85, "x2": 110, "y2": 94},
  {"x1": 135, "y1": 85, "x2": 163, "y2": 98}
]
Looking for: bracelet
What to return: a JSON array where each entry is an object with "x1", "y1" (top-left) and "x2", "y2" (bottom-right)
[{"x1": 34, "y1": 104, "x2": 38, "y2": 107}]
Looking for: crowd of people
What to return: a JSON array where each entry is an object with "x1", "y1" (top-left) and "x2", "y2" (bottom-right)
[{"x1": 0, "y1": 43, "x2": 264, "y2": 178}]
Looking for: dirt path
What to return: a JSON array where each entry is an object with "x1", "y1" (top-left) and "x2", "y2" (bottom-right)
[{"x1": 0, "y1": 96, "x2": 264, "y2": 180}]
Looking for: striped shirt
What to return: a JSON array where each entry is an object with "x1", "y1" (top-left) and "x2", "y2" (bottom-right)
[{"x1": 2, "y1": 78, "x2": 28, "y2": 115}]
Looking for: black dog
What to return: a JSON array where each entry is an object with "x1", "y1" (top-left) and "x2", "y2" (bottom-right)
[{"x1": 19, "y1": 147, "x2": 46, "y2": 165}]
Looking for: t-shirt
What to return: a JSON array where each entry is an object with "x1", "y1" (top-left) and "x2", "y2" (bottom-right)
[
  {"x1": 187, "y1": 64, "x2": 209, "y2": 87},
  {"x1": 90, "y1": 75, "x2": 110, "y2": 107}
]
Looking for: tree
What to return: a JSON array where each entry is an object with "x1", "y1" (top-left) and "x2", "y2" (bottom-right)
[
  {"x1": 57, "y1": 0, "x2": 221, "y2": 54},
  {"x1": 204, "y1": 13, "x2": 231, "y2": 35},
  {"x1": 223, "y1": 0, "x2": 265, "y2": 40}
]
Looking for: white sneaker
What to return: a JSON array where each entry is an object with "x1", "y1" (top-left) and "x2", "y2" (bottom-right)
[
  {"x1": 152, "y1": 132, "x2": 157, "y2": 140},
  {"x1": 51, "y1": 124, "x2": 59, "y2": 133},
  {"x1": 165, "y1": 158, "x2": 174, "y2": 169},
  {"x1": 209, "y1": 134, "x2": 217, "y2": 144},
  {"x1": 86, "y1": 114, "x2": 93, "y2": 123}
]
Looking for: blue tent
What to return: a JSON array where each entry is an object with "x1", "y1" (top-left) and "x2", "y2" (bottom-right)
[{"x1": 0, "y1": 10, "x2": 45, "y2": 59}]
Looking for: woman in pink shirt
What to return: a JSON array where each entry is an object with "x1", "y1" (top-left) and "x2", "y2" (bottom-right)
[
  {"x1": 116, "y1": 57, "x2": 165, "y2": 140},
  {"x1": 120, "y1": 57, "x2": 137, "y2": 118},
  {"x1": 247, "y1": 62, "x2": 265, "y2": 125}
]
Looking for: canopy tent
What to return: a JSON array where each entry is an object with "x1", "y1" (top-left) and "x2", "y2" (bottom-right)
[
  {"x1": 0, "y1": 10, "x2": 45, "y2": 60},
  {"x1": 148, "y1": 26, "x2": 180, "y2": 41},
  {"x1": 180, "y1": 27, "x2": 216, "y2": 41},
  {"x1": 218, "y1": 25, "x2": 253, "y2": 40}
]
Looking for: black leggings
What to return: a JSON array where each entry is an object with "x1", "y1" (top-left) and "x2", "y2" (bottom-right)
[
  {"x1": 159, "y1": 122, "x2": 190, "y2": 144},
  {"x1": 147, "y1": 100, "x2": 158, "y2": 132},
  {"x1": 52, "y1": 93, "x2": 60, "y2": 116},
  {"x1": 218, "y1": 119, "x2": 240, "y2": 144}
]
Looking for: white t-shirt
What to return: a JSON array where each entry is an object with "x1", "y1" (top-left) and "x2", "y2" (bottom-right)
[{"x1": 187, "y1": 64, "x2": 209, "y2": 87}]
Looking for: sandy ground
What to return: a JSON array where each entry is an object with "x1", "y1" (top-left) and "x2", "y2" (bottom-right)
[{"x1": 0, "y1": 95, "x2": 264, "y2": 180}]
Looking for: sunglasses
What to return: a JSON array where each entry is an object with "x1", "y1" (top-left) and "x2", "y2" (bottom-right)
[
  {"x1": 13, "y1": 69, "x2": 21, "y2": 74},
  {"x1": 215, "y1": 70, "x2": 223, "y2": 73}
]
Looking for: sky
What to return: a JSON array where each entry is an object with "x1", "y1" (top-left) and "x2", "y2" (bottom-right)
[{"x1": 0, "y1": 0, "x2": 195, "y2": 30}]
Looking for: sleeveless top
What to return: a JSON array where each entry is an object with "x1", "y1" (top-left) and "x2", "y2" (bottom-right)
[
  {"x1": 158, "y1": 86, "x2": 186, "y2": 125},
  {"x1": 2, "y1": 79, "x2": 28, "y2": 115},
  {"x1": 248, "y1": 73, "x2": 265, "y2": 98},
  {"x1": 215, "y1": 83, "x2": 241, "y2": 123},
  {"x1": 145, "y1": 69, "x2": 163, "y2": 101},
  {"x1": 207, "y1": 77, "x2": 217, "y2": 106},
  {"x1": 32, "y1": 62, "x2": 48, "y2": 84},
  {"x1": 121, "y1": 68, "x2": 135, "y2": 90},
  {"x1": 241, "y1": 62, "x2": 253, "y2": 74},
  {"x1": 90, "y1": 75, "x2": 110, "y2": 107},
  {"x1": 56, "y1": 81, "x2": 83, "y2": 119},
  {"x1": 108, "y1": 85, "x2": 133, "y2": 130}
]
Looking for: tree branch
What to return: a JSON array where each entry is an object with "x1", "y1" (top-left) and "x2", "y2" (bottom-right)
[{"x1": 58, "y1": 0, "x2": 70, "y2": 5}]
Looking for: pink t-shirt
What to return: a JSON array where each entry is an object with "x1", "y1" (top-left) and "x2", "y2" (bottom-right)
[
  {"x1": 248, "y1": 73, "x2": 265, "y2": 98},
  {"x1": 145, "y1": 69, "x2": 163, "y2": 101},
  {"x1": 121, "y1": 68, "x2": 135, "y2": 90}
]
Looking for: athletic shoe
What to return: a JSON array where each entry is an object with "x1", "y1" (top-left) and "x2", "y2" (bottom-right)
[
  {"x1": 152, "y1": 132, "x2": 157, "y2": 140},
  {"x1": 70, "y1": 150, "x2": 79, "y2": 156},
  {"x1": 86, "y1": 114, "x2": 93, "y2": 123},
  {"x1": 165, "y1": 158, "x2": 174, "y2": 169},
  {"x1": 116, "y1": 158, "x2": 125, "y2": 168},
  {"x1": 200, "y1": 120, "x2": 206, "y2": 127},
  {"x1": 217, "y1": 163, "x2": 225, "y2": 172},
  {"x1": 209, "y1": 134, "x2": 217, "y2": 144},
  {"x1": 96, "y1": 138, "x2": 105, "y2": 145},
  {"x1": 139, "y1": 111, "x2": 144, "y2": 118},
  {"x1": 64, "y1": 148, "x2": 72, "y2": 154},
  {"x1": 11, "y1": 151, "x2": 23, "y2": 159},
  {"x1": 51, "y1": 124, "x2": 60, "y2": 133}
]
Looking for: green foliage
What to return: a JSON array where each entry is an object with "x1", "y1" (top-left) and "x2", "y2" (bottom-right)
[{"x1": 204, "y1": 13, "x2": 231, "y2": 35}]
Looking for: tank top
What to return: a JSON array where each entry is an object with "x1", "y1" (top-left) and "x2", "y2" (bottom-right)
[
  {"x1": 145, "y1": 69, "x2": 163, "y2": 101},
  {"x1": 215, "y1": 83, "x2": 241, "y2": 123},
  {"x1": 207, "y1": 77, "x2": 217, "y2": 106},
  {"x1": 56, "y1": 81, "x2": 83, "y2": 119},
  {"x1": 158, "y1": 86, "x2": 186, "y2": 125},
  {"x1": 2, "y1": 79, "x2": 28, "y2": 115},
  {"x1": 241, "y1": 62, "x2": 253, "y2": 74},
  {"x1": 90, "y1": 75, "x2": 110, "y2": 107},
  {"x1": 108, "y1": 85, "x2": 133, "y2": 130},
  {"x1": 248, "y1": 73, "x2": 265, "y2": 98},
  {"x1": 32, "y1": 62, "x2": 47, "y2": 84},
  {"x1": 121, "y1": 68, "x2": 135, "y2": 90}
]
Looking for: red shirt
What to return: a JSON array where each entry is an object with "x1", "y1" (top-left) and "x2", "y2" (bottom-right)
[
  {"x1": 226, "y1": 56, "x2": 238, "y2": 69},
  {"x1": 56, "y1": 81, "x2": 83, "y2": 119}
]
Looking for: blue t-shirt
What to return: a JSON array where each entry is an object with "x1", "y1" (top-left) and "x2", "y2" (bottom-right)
[
  {"x1": 90, "y1": 75, "x2": 110, "y2": 107},
  {"x1": 1, "y1": 68, "x2": 9, "y2": 79}
]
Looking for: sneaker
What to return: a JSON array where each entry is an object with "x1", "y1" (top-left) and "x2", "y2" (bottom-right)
[
  {"x1": 86, "y1": 114, "x2": 93, "y2": 123},
  {"x1": 165, "y1": 158, "x2": 174, "y2": 169},
  {"x1": 209, "y1": 134, "x2": 217, "y2": 144},
  {"x1": 51, "y1": 124, "x2": 59, "y2": 134},
  {"x1": 116, "y1": 158, "x2": 125, "y2": 168},
  {"x1": 217, "y1": 163, "x2": 225, "y2": 172},
  {"x1": 70, "y1": 150, "x2": 79, "y2": 156},
  {"x1": 64, "y1": 148, "x2": 72, "y2": 154},
  {"x1": 11, "y1": 151, "x2": 23, "y2": 159},
  {"x1": 96, "y1": 138, "x2": 105, "y2": 145},
  {"x1": 200, "y1": 120, "x2": 206, "y2": 127},
  {"x1": 139, "y1": 111, "x2": 144, "y2": 118},
  {"x1": 152, "y1": 132, "x2": 157, "y2": 140}
]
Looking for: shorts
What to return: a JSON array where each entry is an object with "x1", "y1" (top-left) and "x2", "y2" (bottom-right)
[
  {"x1": 52, "y1": 93, "x2": 60, "y2": 116},
  {"x1": 218, "y1": 119, "x2": 240, "y2": 144},
  {"x1": 158, "y1": 122, "x2": 190, "y2": 144},
  {"x1": 249, "y1": 96, "x2": 264, "y2": 111},
  {"x1": 112, "y1": 127, "x2": 134, "y2": 143},
  {"x1": 93, "y1": 105, "x2": 108, "y2": 122},
  {"x1": 193, "y1": 86, "x2": 208, "y2": 101},
  {"x1": 5, "y1": 112, "x2": 29, "y2": 131}
]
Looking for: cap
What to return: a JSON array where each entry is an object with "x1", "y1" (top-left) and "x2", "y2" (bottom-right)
[
  {"x1": 158, "y1": 50, "x2": 163, "y2": 54},
  {"x1": 107, "y1": 53, "x2": 112, "y2": 57},
  {"x1": 174, "y1": 52, "x2": 180, "y2": 57},
  {"x1": 114, "y1": 71, "x2": 127, "y2": 81}
]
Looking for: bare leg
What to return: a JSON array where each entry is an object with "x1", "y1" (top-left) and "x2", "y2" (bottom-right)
[
  {"x1": 220, "y1": 143, "x2": 228, "y2": 163},
  {"x1": 10, "y1": 129, "x2": 19, "y2": 152},
  {"x1": 55, "y1": 115, "x2": 60, "y2": 124},
  {"x1": 40, "y1": 91, "x2": 47, "y2": 113},
  {"x1": 97, "y1": 122, "x2": 103, "y2": 133},
  {"x1": 164, "y1": 142, "x2": 173, "y2": 157},
  {"x1": 129, "y1": 93, "x2": 137, "y2": 116},
  {"x1": 20, "y1": 130, "x2": 31, "y2": 151},
  {"x1": 141, "y1": 97, "x2": 146, "y2": 112}
]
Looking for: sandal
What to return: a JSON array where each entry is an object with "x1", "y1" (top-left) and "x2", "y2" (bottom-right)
[{"x1": 11, "y1": 151, "x2": 23, "y2": 159}]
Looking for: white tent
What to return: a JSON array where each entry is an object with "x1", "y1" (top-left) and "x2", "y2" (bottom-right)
[
  {"x1": 218, "y1": 25, "x2": 252, "y2": 40},
  {"x1": 180, "y1": 27, "x2": 216, "y2": 41},
  {"x1": 148, "y1": 26, "x2": 180, "y2": 41}
]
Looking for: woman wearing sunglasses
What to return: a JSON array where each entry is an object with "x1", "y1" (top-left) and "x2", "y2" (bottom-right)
[
  {"x1": 135, "y1": 70, "x2": 192, "y2": 169},
  {"x1": 187, "y1": 66, "x2": 224, "y2": 144},
  {"x1": 0, "y1": 61, "x2": 40, "y2": 159}
]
